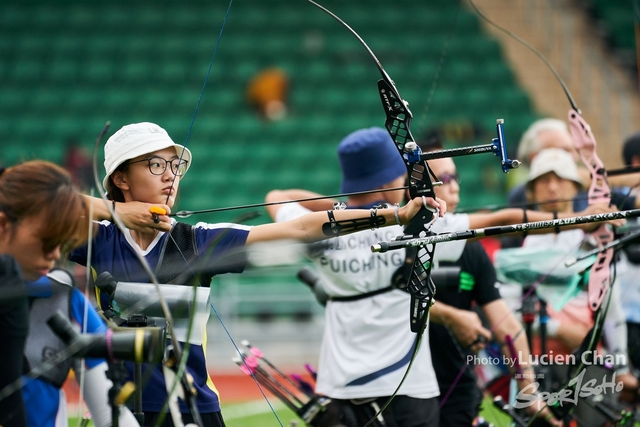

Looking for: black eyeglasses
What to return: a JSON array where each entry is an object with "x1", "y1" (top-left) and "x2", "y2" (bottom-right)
[
  {"x1": 128, "y1": 156, "x2": 188, "y2": 176},
  {"x1": 439, "y1": 173, "x2": 460, "y2": 185}
]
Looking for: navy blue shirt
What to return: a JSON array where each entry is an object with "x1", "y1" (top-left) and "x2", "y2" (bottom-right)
[{"x1": 70, "y1": 220, "x2": 250, "y2": 414}]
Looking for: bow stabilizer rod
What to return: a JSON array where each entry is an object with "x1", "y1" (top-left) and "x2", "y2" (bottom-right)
[
  {"x1": 372, "y1": 208, "x2": 640, "y2": 253},
  {"x1": 406, "y1": 119, "x2": 520, "y2": 172}
]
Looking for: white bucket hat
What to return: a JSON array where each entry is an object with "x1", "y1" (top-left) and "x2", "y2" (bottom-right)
[
  {"x1": 103, "y1": 122, "x2": 192, "y2": 193},
  {"x1": 526, "y1": 148, "x2": 582, "y2": 189}
]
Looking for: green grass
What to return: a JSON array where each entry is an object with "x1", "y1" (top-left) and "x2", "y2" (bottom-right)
[
  {"x1": 223, "y1": 401, "x2": 298, "y2": 427},
  {"x1": 478, "y1": 395, "x2": 515, "y2": 427}
]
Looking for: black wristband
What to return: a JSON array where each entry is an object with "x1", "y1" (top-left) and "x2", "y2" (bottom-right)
[
  {"x1": 327, "y1": 209, "x2": 336, "y2": 224},
  {"x1": 370, "y1": 207, "x2": 379, "y2": 230}
]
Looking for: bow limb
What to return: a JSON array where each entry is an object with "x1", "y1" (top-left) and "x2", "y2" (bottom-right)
[{"x1": 568, "y1": 112, "x2": 615, "y2": 311}]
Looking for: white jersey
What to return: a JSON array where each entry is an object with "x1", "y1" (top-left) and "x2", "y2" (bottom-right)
[
  {"x1": 276, "y1": 204, "x2": 441, "y2": 399},
  {"x1": 430, "y1": 213, "x2": 470, "y2": 266}
]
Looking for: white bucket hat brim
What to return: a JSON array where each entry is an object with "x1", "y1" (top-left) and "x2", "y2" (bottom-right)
[
  {"x1": 526, "y1": 148, "x2": 582, "y2": 189},
  {"x1": 102, "y1": 122, "x2": 192, "y2": 193}
]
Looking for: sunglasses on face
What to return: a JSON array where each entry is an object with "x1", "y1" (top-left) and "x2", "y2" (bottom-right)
[{"x1": 438, "y1": 173, "x2": 460, "y2": 185}]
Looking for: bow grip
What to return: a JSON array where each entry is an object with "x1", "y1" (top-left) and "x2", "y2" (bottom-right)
[{"x1": 404, "y1": 206, "x2": 434, "y2": 236}]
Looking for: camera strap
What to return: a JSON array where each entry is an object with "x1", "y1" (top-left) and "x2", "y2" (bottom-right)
[{"x1": 155, "y1": 222, "x2": 214, "y2": 287}]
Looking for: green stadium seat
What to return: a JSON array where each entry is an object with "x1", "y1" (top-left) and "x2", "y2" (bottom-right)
[
  {"x1": 0, "y1": 6, "x2": 29, "y2": 30},
  {"x1": 67, "y1": 7, "x2": 97, "y2": 28},
  {"x1": 31, "y1": 6, "x2": 66, "y2": 29},
  {"x1": 478, "y1": 61, "x2": 514, "y2": 86},
  {"x1": 495, "y1": 88, "x2": 531, "y2": 114},
  {"x1": 16, "y1": 36, "x2": 50, "y2": 57},
  {"x1": 101, "y1": 89, "x2": 137, "y2": 112},
  {"x1": 10, "y1": 60, "x2": 44, "y2": 83},
  {"x1": 51, "y1": 35, "x2": 87, "y2": 58},
  {"x1": 48, "y1": 61, "x2": 81, "y2": 84},
  {"x1": 30, "y1": 89, "x2": 66, "y2": 113}
]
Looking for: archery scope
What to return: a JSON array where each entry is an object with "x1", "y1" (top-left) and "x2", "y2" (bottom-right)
[{"x1": 47, "y1": 311, "x2": 166, "y2": 364}]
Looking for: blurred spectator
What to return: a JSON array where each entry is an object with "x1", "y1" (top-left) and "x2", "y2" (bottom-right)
[
  {"x1": 64, "y1": 138, "x2": 93, "y2": 191},
  {"x1": 508, "y1": 119, "x2": 580, "y2": 210},
  {"x1": 246, "y1": 68, "x2": 290, "y2": 121}
]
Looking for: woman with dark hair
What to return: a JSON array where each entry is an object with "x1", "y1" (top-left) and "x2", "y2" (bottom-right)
[{"x1": 0, "y1": 161, "x2": 139, "y2": 427}]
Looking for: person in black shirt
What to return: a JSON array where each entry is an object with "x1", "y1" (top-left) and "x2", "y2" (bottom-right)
[{"x1": 430, "y1": 242, "x2": 501, "y2": 424}]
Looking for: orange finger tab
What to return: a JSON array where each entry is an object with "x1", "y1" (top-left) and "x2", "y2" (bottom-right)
[{"x1": 150, "y1": 206, "x2": 167, "y2": 216}]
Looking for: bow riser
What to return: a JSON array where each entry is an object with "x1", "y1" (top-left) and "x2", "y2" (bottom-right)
[{"x1": 377, "y1": 83, "x2": 437, "y2": 329}]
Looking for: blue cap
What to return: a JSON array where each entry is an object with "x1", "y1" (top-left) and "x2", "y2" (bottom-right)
[{"x1": 338, "y1": 127, "x2": 407, "y2": 193}]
